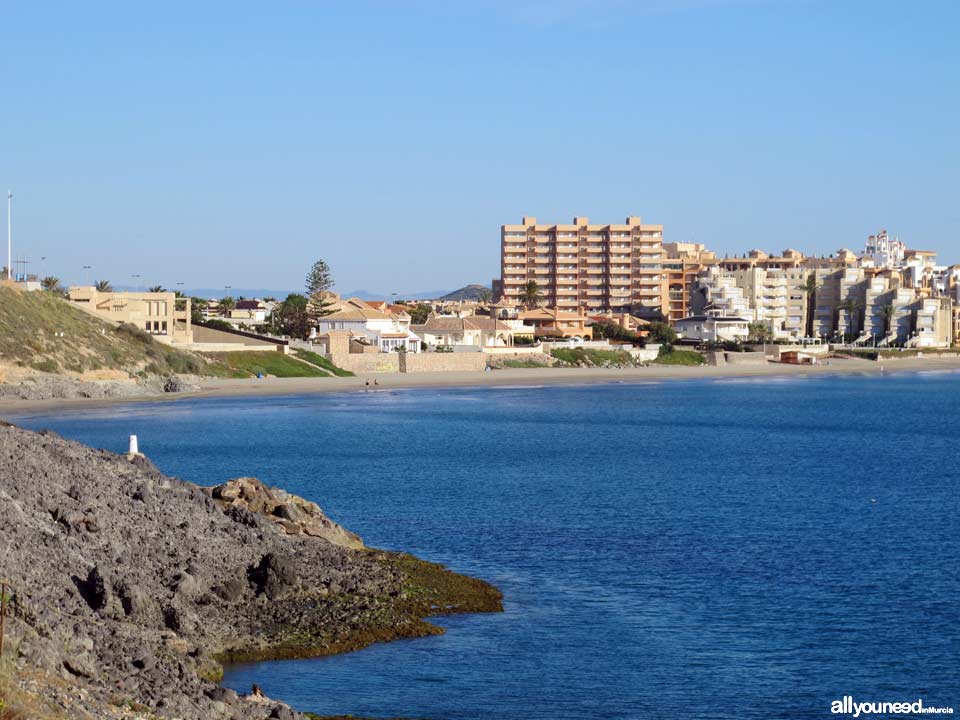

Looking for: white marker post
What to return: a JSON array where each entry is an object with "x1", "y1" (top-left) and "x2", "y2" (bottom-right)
[{"x1": 127, "y1": 435, "x2": 140, "y2": 458}]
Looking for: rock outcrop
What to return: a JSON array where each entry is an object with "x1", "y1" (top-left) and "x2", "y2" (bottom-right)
[
  {"x1": 0, "y1": 424, "x2": 502, "y2": 719},
  {"x1": 208, "y1": 477, "x2": 364, "y2": 549}
]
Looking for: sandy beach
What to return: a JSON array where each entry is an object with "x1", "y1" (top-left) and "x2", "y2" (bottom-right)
[{"x1": 2, "y1": 355, "x2": 959, "y2": 415}]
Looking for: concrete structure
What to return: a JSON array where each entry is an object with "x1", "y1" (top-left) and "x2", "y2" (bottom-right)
[
  {"x1": 68, "y1": 287, "x2": 193, "y2": 344},
  {"x1": 693, "y1": 264, "x2": 810, "y2": 340},
  {"x1": 860, "y1": 229, "x2": 906, "y2": 269},
  {"x1": 662, "y1": 242, "x2": 717, "y2": 323},
  {"x1": 497, "y1": 215, "x2": 665, "y2": 315},
  {"x1": 315, "y1": 298, "x2": 421, "y2": 353}
]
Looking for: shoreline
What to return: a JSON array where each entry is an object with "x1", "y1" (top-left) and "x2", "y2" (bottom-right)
[{"x1": 2, "y1": 356, "x2": 960, "y2": 415}]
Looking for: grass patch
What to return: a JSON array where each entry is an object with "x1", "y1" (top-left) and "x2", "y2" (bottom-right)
[
  {"x1": 501, "y1": 358, "x2": 549, "y2": 368},
  {"x1": 653, "y1": 346, "x2": 706, "y2": 365},
  {"x1": 0, "y1": 287, "x2": 228, "y2": 378},
  {"x1": 550, "y1": 347, "x2": 637, "y2": 367},
  {"x1": 293, "y1": 348, "x2": 354, "y2": 376},
  {"x1": 201, "y1": 351, "x2": 330, "y2": 378}
]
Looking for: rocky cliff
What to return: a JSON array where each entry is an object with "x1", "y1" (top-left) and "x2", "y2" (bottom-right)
[{"x1": 0, "y1": 422, "x2": 502, "y2": 719}]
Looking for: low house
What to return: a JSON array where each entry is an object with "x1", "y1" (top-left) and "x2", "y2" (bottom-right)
[
  {"x1": 315, "y1": 298, "x2": 421, "y2": 352},
  {"x1": 412, "y1": 315, "x2": 516, "y2": 349},
  {"x1": 68, "y1": 286, "x2": 193, "y2": 344},
  {"x1": 675, "y1": 312, "x2": 749, "y2": 343},
  {"x1": 229, "y1": 299, "x2": 267, "y2": 324},
  {"x1": 519, "y1": 307, "x2": 593, "y2": 340}
]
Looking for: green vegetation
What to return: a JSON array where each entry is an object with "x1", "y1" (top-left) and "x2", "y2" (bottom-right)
[
  {"x1": 747, "y1": 322, "x2": 774, "y2": 343},
  {"x1": 305, "y1": 258, "x2": 336, "y2": 320},
  {"x1": 550, "y1": 347, "x2": 638, "y2": 367},
  {"x1": 405, "y1": 302, "x2": 431, "y2": 325},
  {"x1": 201, "y1": 318, "x2": 233, "y2": 331},
  {"x1": 0, "y1": 287, "x2": 228, "y2": 377},
  {"x1": 215, "y1": 550, "x2": 501, "y2": 668},
  {"x1": 646, "y1": 321, "x2": 678, "y2": 345},
  {"x1": 293, "y1": 348, "x2": 355, "y2": 376},
  {"x1": 653, "y1": 345, "x2": 706, "y2": 365},
  {"x1": 501, "y1": 358, "x2": 549, "y2": 368},
  {"x1": 520, "y1": 280, "x2": 542, "y2": 308},
  {"x1": 201, "y1": 350, "x2": 330, "y2": 378},
  {"x1": 591, "y1": 319, "x2": 645, "y2": 346}
]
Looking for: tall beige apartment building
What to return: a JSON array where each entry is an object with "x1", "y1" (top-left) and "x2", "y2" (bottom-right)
[{"x1": 495, "y1": 216, "x2": 665, "y2": 315}]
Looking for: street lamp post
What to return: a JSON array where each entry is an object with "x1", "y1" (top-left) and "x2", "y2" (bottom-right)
[
  {"x1": 6, "y1": 191, "x2": 12, "y2": 281},
  {"x1": 83, "y1": 265, "x2": 93, "y2": 286}
]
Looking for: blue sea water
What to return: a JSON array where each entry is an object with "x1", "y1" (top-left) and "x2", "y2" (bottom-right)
[{"x1": 6, "y1": 374, "x2": 960, "y2": 720}]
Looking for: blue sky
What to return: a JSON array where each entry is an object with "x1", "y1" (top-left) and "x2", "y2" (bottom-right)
[{"x1": 1, "y1": 0, "x2": 958, "y2": 295}]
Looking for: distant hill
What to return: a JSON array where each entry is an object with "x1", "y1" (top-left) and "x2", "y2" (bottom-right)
[
  {"x1": 340, "y1": 288, "x2": 453, "y2": 301},
  {"x1": 179, "y1": 288, "x2": 297, "y2": 300},
  {"x1": 440, "y1": 284, "x2": 491, "y2": 301}
]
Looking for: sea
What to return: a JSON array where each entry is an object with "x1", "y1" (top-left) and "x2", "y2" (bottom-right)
[{"x1": 6, "y1": 372, "x2": 960, "y2": 719}]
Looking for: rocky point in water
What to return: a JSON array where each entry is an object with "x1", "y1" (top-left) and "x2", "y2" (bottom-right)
[{"x1": 0, "y1": 421, "x2": 502, "y2": 719}]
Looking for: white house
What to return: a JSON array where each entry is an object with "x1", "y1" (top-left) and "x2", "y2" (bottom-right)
[
  {"x1": 315, "y1": 298, "x2": 421, "y2": 352},
  {"x1": 675, "y1": 311, "x2": 750, "y2": 343}
]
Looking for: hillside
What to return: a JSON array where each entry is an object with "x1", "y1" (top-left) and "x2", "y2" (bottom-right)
[
  {"x1": 0, "y1": 423, "x2": 502, "y2": 719},
  {"x1": 0, "y1": 286, "x2": 222, "y2": 381},
  {"x1": 439, "y1": 284, "x2": 491, "y2": 301}
]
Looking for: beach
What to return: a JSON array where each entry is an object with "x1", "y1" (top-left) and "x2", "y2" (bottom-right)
[{"x1": 2, "y1": 355, "x2": 959, "y2": 415}]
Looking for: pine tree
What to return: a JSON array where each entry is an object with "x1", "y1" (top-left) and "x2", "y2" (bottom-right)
[{"x1": 305, "y1": 259, "x2": 335, "y2": 319}]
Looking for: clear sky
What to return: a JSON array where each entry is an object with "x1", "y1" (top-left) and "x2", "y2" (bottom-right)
[{"x1": 2, "y1": 0, "x2": 958, "y2": 295}]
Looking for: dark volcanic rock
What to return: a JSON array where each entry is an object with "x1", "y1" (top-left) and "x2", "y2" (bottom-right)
[{"x1": 0, "y1": 422, "x2": 502, "y2": 720}]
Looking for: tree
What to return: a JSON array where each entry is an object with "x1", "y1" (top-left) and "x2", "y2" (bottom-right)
[
  {"x1": 748, "y1": 322, "x2": 774, "y2": 343},
  {"x1": 478, "y1": 288, "x2": 492, "y2": 304},
  {"x1": 801, "y1": 274, "x2": 818, "y2": 338},
  {"x1": 305, "y1": 259, "x2": 335, "y2": 320},
  {"x1": 647, "y1": 322, "x2": 677, "y2": 345},
  {"x1": 277, "y1": 293, "x2": 311, "y2": 339},
  {"x1": 190, "y1": 297, "x2": 207, "y2": 324},
  {"x1": 408, "y1": 303, "x2": 431, "y2": 325},
  {"x1": 94, "y1": 279, "x2": 113, "y2": 292},
  {"x1": 148, "y1": 285, "x2": 166, "y2": 293},
  {"x1": 837, "y1": 298, "x2": 863, "y2": 337},
  {"x1": 42, "y1": 276, "x2": 66, "y2": 296},
  {"x1": 879, "y1": 303, "x2": 896, "y2": 335},
  {"x1": 592, "y1": 319, "x2": 645, "y2": 347},
  {"x1": 520, "y1": 280, "x2": 542, "y2": 309},
  {"x1": 218, "y1": 296, "x2": 237, "y2": 315}
]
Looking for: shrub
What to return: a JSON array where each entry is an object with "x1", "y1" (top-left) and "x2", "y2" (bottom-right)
[
  {"x1": 653, "y1": 346, "x2": 705, "y2": 365},
  {"x1": 31, "y1": 358, "x2": 59, "y2": 373}
]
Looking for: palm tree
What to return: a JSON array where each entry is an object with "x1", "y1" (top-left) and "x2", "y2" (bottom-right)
[
  {"x1": 520, "y1": 280, "x2": 542, "y2": 309},
  {"x1": 94, "y1": 279, "x2": 113, "y2": 292},
  {"x1": 879, "y1": 303, "x2": 896, "y2": 337},
  {"x1": 836, "y1": 298, "x2": 863, "y2": 339},
  {"x1": 218, "y1": 296, "x2": 237, "y2": 316},
  {"x1": 800, "y1": 274, "x2": 818, "y2": 339},
  {"x1": 478, "y1": 288, "x2": 492, "y2": 305},
  {"x1": 41, "y1": 276, "x2": 65, "y2": 296},
  {"x1": 148, "y1": 285, "x2": 165, "y2": 293}
]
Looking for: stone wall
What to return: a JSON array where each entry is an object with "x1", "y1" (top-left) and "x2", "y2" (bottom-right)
[
  {"x1": 723, "y1": 351, "x2": 768, "y2": 365},
  {"x1": 330, "y1": 353, "x2": 401, "y2": 373},
  {"x1": 328, "y1": 351, "x2": 488, "y2": 373},
  {"x1": 402, "y1": 352, "x2": 487, "y2": 373},
  {"x1": 192, "y1": 325, "x2": 277, "y2": 346}
]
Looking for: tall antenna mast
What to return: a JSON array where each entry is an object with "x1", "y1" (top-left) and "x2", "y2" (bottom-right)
[{"x1": 6, "y1": 191, "x2": 11, "y2": 281}]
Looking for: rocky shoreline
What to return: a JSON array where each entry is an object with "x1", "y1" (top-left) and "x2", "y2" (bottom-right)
[
  {"x1": 0, "y1": 373, "x2": 200, "y2": 402},
  {"x1": 0, "y1": 422, "x2": 502, "y2": 719}
]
